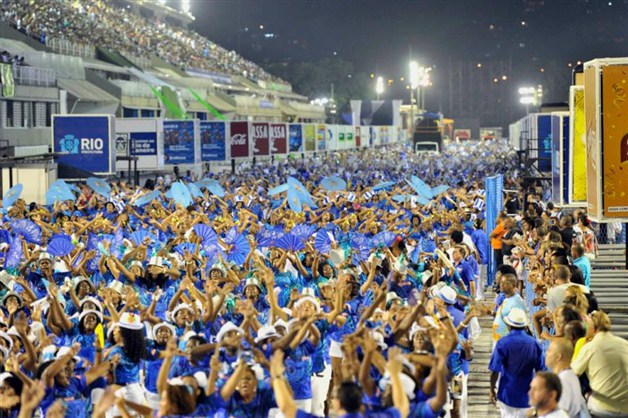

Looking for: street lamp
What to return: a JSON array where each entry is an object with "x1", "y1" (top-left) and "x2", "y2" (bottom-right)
[
  {"x1": 518, "y1": 86, "x2": 540, "y2": 114},
  {"x1": 409, "y1": 61, "x2": 419, "y2": 135},
  {"x1": 375, "y1": 76, "x2": 384, "y2": 100}
]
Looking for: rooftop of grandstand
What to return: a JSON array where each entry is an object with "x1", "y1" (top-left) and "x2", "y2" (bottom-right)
[{"x1": 0, "y1": 0, "x2": 288, "y2": 85}]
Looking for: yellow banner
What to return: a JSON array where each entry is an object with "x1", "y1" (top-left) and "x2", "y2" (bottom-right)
[
  {"x1": 601, "y1": 65, "x2": 628, "y2": 218},
  {"x1": 572, "y1": 88, "x2": 587, "y2": 202},
  {"x1": 303, "y1": 124, "x2": 315, "y2": 152},
  {"x1": 0, "y1": 63, "x2": 14, "y2": 98}
]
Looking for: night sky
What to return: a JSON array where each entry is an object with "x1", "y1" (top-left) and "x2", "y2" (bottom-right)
[{"x1": 189, "y1": 0, "x2": 628, "y2": 102}]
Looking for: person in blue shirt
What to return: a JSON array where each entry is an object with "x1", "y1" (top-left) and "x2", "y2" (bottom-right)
[
  {"x1": 40, "y1": 344, "x2": 119, "y2": 418},
  {"x1": 489, "y1": 308, "x2": 544, "y2": 417},
  {"x1": 218, "y1": 358, "x2": 277, "y2": 418},
  {"x1": 570, "y1": 244, "x2": 591, "y2": 288},
  {"x1": 451, "y1": 246, "x2": 475, "y2": 300}
]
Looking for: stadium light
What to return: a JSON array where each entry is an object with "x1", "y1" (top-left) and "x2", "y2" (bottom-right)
[
  {"x1": 409, "y1": 61, "x2": 420, "y2": 89},
  {"x1": 375, "y1": 76, "x2": 384, "y2": 99},
  {"x1": 519, "y1": 96, "x2": 535, "y2": 104}
]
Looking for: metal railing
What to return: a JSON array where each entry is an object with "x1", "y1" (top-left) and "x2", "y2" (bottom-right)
[
  {"x1": 13, "y1": 66, "x2": 56, "y2": 87},
  {"x1": 45, "y1": 37, "x2": 96, "y2": 59}
]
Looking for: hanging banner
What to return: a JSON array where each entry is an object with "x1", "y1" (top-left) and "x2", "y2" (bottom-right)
[
  {"x1": 537, "y1": 115, "x2": 552, "y2": 172},
  {"x1": 600, "y1": 64, "x2": 628, "y2": 218},
  {"x1": 355, "y1": 126, "x2": 362, "y2": 147},
  {"x1": 252, "y1": 122, "x2": 270, "y2": 157},
  {"x1": 551, "y1": 114, "x2": 562, "y2": 204},
  {"x1": 369, "y1": 127, "x2": 378, "y2": 146},
  {"x1": 230, "y1": 121, "x2": 250, "y2": 158},
  {"x1": 558, "y1": 114, "x2": 571, "y2": 206},
  {"x1": 130, "y1": 132, "x2": 157, "y2": 156},
  {"x1": 346, "y1": 126, "x2": 354, "y2": 149},
  {"x1": 163, "y1": 120, "x2": 195, "y2": 165},
  {"x1": 584, "y1": 64, "x2": 600, "y2": 218},
  {"x1": 380, "y1": 126, "x2": 390, "y2": 144},
  {"x1": 326, "y1": 125, "x2": 338, "y2": 151},
  {"x1": 289, "y1": 124, "x2": 303, "y2": 153},
  {"x1": 52, "y1": 115, "x2": 115, "y2": 175},
  {"x1": 200, "y1": 121, "x2": 226, "y2": 162},
  {"x1": 569, "y1": 86, "x2": 587, "y2": 204},
  {"x1": 270, "y1": 123, "x2": 287, "y2": 155},
  {"x1": 304, "y1": 124, "x2": 316, "y2": 152},
  {"x1": 316, "y1": 124, "x2": 326, "y2": 151}
]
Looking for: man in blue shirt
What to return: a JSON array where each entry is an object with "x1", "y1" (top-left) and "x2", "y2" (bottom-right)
[
  {"x1": 570, "y1": 244, "x2": 591, "y2": 288},
  {"x1": 452, "y1": 246, "x2": 476, "y2": 300},
  {"x1": 489, "y1": 308, "x2": 544, "y2": 418}
]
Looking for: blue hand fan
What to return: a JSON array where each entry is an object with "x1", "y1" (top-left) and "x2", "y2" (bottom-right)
[
  {"x1": 320, "y1": 176, "x2": 346, "y2": 192},
  {"x1": 187, "y1": 182, "x2": 204, "y2": 199},
  {"x1": 130, "y1": 229, "x2": 157, "y2": 246},
  {"x1": 224, "y1": 226, "x2": 239, "y2": 246},
  {"x1": 196, "y1": 179, "x2": 225, "y2": 198},
  {"x1": 431, "y1": 185, "x2": 450, "y2": 196},
  {"x1": 314, "y1": 229, "x2": 332, "y2": 254},
  {"x1": 193, "y1": 224, "x2": 218, "y2": 246},
  {"x1": 227, "y1": 233, "x2": 251, "y2": 265},
  {"x1": 170, "y1": 182, "x2": 193, "y2": 207},
  {"x1": 133, "y1": 190, "x2": 161, "y2": 207},
  {"x1": 3, "y1": 184, "x2": 23, "y2": 207},
  {"x1": 10, "y1": 219, "x2": 42, "y2": 244},
  {"x1": 286, "y1": 187, "x2": 303, "y2": 213},
  {"x1": 268, "y1": 184, "x2": 289, "y2": 196},
  {"x1": 410, "y1": 176, "x2": 433, "y2": 199},
  {"x1": 275, "y1": 233, "x2": 305, "y2": 252},
  {"x1": 175, "y1": 242, "x2": 197, "y2": 255},
  {"x1": 372, "y1": 181, "x2": 396, "y2": 191},
  {"x1": 4, "y1": 236, "x2": 23, "y2": 270},
  {"x1": 111, "y1": 228, "x2": 124, "y2": 258},
  {"x1": 350, "y1": 233, "x2": 371, "y2": 264},
  {"x1": 291, "y1": 224, "x2": 317, "y2": 241},
  {"x1": 256, "y1": 227, "x2": 284, "y2": 248},
  {"x1": 371, "y1": 231, "x2": 396, "y2": 249},
  {"x1": 86, "y1": 177, "x2": 111, "y2": 198},
  {"x1": 46, "y1": 180, "x2": 75, "y2": 205},
  {"x1": 47, "y1": 234, "x2": 74, "y2": 257}
]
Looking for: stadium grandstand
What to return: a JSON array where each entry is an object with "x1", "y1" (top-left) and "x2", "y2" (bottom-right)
[{"x1": 0, "y1": 0, "x2": 325, "y2": 149}]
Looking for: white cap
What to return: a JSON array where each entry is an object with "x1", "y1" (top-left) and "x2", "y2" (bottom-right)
[
  {"x1": 293, "y1": 295, "x2": 320, "y2": 313},
  {"x1": 171, "y1": 303, "x2": 193, "y2": 320},
  {"x1": 437, "y1": 286, "x2": 457, "y2": 304},
  {"x1": 152, "y1": 322, "x2": 176, "y2": 340},
  {"x1": 56, "y1": 346, "x2": 81, "y2": 364},
  {"x1": 117, "y1": 312, "x2": 144, "y2": 330},
  {"x1": 148, "y1": 256, "x2": 164, "y2": 267},
  {"x1": 78, "y1": 309, "x2": 103, "y2": 323}
]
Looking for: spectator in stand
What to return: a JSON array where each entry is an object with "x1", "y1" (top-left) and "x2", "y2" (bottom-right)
[
  {"x1": 571, "y1": 310, "x2": 628, "y2": 417},
  {"x1": 559, "y1": 216, "x2": 576, "y2": 250},
  {"x1": 501, "y1": 217, "x2": 523, "y2": 267},
  {"x1": 544, "y1": 338, "x2": 590, "y2": 418},
  {"x1": 489, "y1": 308, "x2": 544, "y2": 418},
  {"x1": 528, "y1": 372, "x2": 570, "y2": 418}
]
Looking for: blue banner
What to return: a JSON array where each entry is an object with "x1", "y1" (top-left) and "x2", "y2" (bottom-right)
[
  {"x1": 53, "y1": 115, "x2": 112, "y2": 174},
  {"x1": 538, "y1": 115, "x2": 552, "y2": 172},
  {"x1": 562, "y1": 116, "x2": 570, "y2": 205},
  {"x1": 485, "y1": 174, "x2": 504, "y2": 285},
  {"x1": 289, "y1": 124, "x2": 303, "y2": 153},
  {"x1": 164, "y1": 120, "x2": 195, "y2": 165},
  {"x1": 551, "y1": 115, "x2": 562, "y2": 204},
  {"x1": 200, "y1": 121, "x2": 226, "y2": 162},
  {"x1": 130, "y1": 132, "x2": 157, "y2": 156}
]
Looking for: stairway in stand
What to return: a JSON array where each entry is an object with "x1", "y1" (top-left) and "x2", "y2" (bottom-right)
[{"x1": 467, "y1": 291, "x2": 501, "y2": 418}]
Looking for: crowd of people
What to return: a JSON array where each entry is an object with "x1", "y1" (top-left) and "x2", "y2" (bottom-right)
[
  {"x1": 0, "y1": 141, "x2": 624, "y2": 418},
  {"x1": 0, "y1": 0, "x2": 284, "y2": 83}
]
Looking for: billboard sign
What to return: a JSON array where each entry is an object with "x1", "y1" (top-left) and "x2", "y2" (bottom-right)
[{"x1": 200, "y1": 121, "x2": 226, "y2": 162}]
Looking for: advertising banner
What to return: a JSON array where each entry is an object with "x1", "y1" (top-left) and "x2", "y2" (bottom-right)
[
  {"x1": 569, "y1": 86, "x2": 587, "y2": 204},
  {"x1": 200, "y1": 121, "x2": 226, "y2": 162},
  {"x1": 485, "y1": 174, "x2": 504, "y2": 285},
  {"x1": 584, "y1": 65, "x2": 599, "y2": 218},
  {"x1": 551, "y1": 115, "x2": 562, "y2": 204},
  {"x1": 355, "y1": 126, "x2": 362, "y2": 147},
  {"x1": 52, "y1": 115, "x2": 114, "y2": 175},
  {"x1": 316, "y1": 124, "x2": 326, "y2": 151},
  {"x1": 288, "y1": 124, "x2": 303, "y2": 153},
  {"x1": 252, "y1": 122, "x2": 270, "y2": 157},
  {"x1": 270, "y1": 123, "x2": 288, "y2": 155},
  {"x1": 304, "y1": 124, "x2": 316, "y2": 152},
  {"x1": 130, "y1": 132, "x2": 157, "y2": 156},
  {"x1": 559, "y1": 115, "x2": 571, "y2": 205},
  {"x1": 369, "y1": 127, "x2": 378, "y2": 146},
  {"x1": 600, "y1": 65, "x2": 628, "y2": 218},
  {"x1": 380, "y1": 126, "x2": 390, "y2": 144},
  {"x1": 326, "y1": 125, "x2": 338, "y2": 151},
  {"x1": 537, "y1": 115, "x2": 552, "y2": 172},
  {"x1": 454, "y1": 129, "x2": 471, "y2": 141},
  {"x1": 345, "y1": 126, "x2": 354, "y2": 149},
  {"x1": 230, "y1": 121, "x2": 250, "y2": 158},
  {"x1": 163, "y1": 120, "x2": 195, "y2": 165}
]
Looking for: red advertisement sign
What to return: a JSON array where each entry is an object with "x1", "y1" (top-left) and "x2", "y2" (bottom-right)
[
  {"x1": 270, "y1": 123, "x2": 287, "y2": 155},
  {"x1": 355, "y1": 127, "x2": 362, "y2": 147},
  {"x1": 229, "y1": 121, "x2": 250, "y2": 158},
  {"x1": 252, "y1": 122, "x2": 270, "y2": 156}
]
